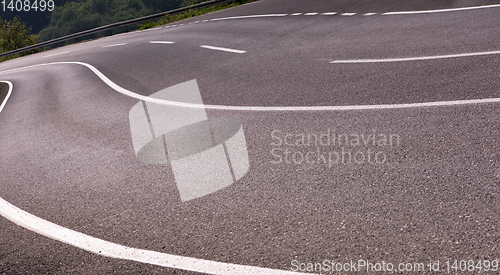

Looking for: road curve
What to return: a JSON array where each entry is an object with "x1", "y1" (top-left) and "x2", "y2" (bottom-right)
[{"x1": 1, "y1": 0, "x2": 499, "y2": 273}]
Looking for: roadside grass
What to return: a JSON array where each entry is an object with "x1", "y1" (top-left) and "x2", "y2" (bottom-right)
[{"x1": 140, "y1": 0, "x2": 258, "y2": 30}]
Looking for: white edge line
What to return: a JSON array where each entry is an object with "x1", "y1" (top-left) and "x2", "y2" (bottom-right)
[
  {"x1": 0, "y1": 197, "x2": 300, "y2": 275},
  {"x1": 149, "y1": 41, "x2": 175, "y2": 44},
  {"x1": 2, "y1": 62, "x2": 500, "y2": 112},
  {"x1": 200, "y1": 45, "x2": 246, "y2": 54},
  {"x1": 42, "y1": 51, "x2": 71, "y2": 58},
  {"x1": 382, "y1": 3, "x2": 500, "y2": 15},
  {"x1": 210, "y1": 14, "x2": 288, "y2": 21},
  {"x1": 102, "y1": 43, "x2": 127, "y2": 48},
  {"x1": 331, "y1": 50, "x2": 500, "y2": 63},
  {"x1": 0, "y1": 80, "x2": 13, "y2": 113}
]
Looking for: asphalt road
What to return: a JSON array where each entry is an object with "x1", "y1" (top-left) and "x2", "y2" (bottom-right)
[{"x1": 1, "y1": 0, "x2": 499, "y2": 274}]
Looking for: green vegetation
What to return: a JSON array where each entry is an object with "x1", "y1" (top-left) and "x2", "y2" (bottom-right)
[
  {"x1": 0, "y1": 17, "x2": 41, "y2": 61},
  {"x1": 38, "y1": 0, "x2": 159, "y2": 42}
]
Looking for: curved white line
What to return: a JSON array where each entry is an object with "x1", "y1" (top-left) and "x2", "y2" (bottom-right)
[
  {"x1": 331, "y1": 50, "x2": 500, "y2": 63},
  {"x1": 0, "y1": 80, "x2": 299, "y2": 274},
  {"x1": 0, "y1": 198, "x2": 297, "y2": 274},
  {"x1": 0, "y1": 80, "x2": 13, "y2": 113},
  {"x1": 1, "y1": 61, "x2": 499, "y2": 111},
  {"x1": 382, "y1": 3, "x2": 500, "y2": 15}
]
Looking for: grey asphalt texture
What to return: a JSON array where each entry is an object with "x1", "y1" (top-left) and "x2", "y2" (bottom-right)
[{"x1": 1, "y1": 0, "x2": 499, "y2": 274}]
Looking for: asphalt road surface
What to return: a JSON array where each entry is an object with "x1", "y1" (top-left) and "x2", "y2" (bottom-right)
[{"x1": 1, "y1": 0, "x2": 499, "y2": 274}]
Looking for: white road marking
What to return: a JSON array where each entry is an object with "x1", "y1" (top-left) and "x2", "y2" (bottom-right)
[
  {"x1": 383, "y1": 3, "x2": 500, "y2": 15},
  {"x1": 102, "y1": 43, "x2": 127, "y2": 48},
  {"x1": 304, "y1": 12, "x2": 318, "y2": 15},
  {"x1": 193, "y1": 21, "x2": 200, "y2": 23},
  {"x1": 1, "y1": 62, "x2": 500, "y2": 274},
  {"x1": 149, "y1": 41, "x2": 175, "y2": 44},
  {"x1": 291, "y1": 13, "x2": 301, "y2": 16},
  {"x1": 202, "y1": 20, "x2": 209, "y2": 22},
  {"x1": 0, "y1": 80, "x2": 12, "y2": 113},
  {"x1": 0, "y1": 196, "x2": 298, "y2": 275},
  {"x1": 363, "y1": 12, "x2": 376, "y2": 16},
  {"x1": 42, "y1": 51, "x2": 71, "y2": 58},
  {"x1": 2, "y1": 62, "x2": 500, "y2": 112},
  {"x1": 341, "y1": 13, "x2": 356, "y2": 16},
  {"x1": 210, "y1": 14, "x2": 288, "y2": 21},
  {"x1": 141, "y1": 27, "x2": 162, "y2": 32},
  {"x1": 200, "y1": 45, "x2": 246, "y2": 54},
  {"x1": 331, "y1": 50, "x2": 500, "y2": 63},
  {"x1": 321, "y1": 12, "x2": 337, "y2": 15}
]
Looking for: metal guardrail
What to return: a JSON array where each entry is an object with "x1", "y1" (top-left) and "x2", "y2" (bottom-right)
[{"x1": 0, "y1": 0, "x2": 238, "y2": 58}]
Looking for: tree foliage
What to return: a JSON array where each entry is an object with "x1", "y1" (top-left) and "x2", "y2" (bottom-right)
[
  {"x1": 37, "y1": 0, "x2": 185, "y2": 42},
  {"x1": 0, "y1": 16, "x2": 40, "y2": 60}
]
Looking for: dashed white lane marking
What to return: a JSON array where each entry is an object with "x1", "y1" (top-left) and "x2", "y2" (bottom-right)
[
  {"x1": 149, "y1": 41, "x2": 175, "y2": 44},
  {"x1": 201, "y1": 4, "x2": 500, "y2": 23},
  {"x1": 41, "y1": 51, "x2": 71, "y2": 58},
  {"x1": 210, "y1": 14, "x2": 288, "y2": 21},
  {"x1": 140, "y1": 4, "x2": 500, "y2": 31},
  {"x1": 383, "y1": 3, "x2": 500, "y2": 15},
  {"x1": 200, "y1": 45, "x2": 246, "y2": 54},
  {"x1": 102, "y1": 43, "x2": 127, "y2": 48},
  {"x1": 331, "y1": 50, "x2": 500, "y2": 63},
  {"x1": 1, "y1": 62, "x2": 500, "y2": 273}
]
